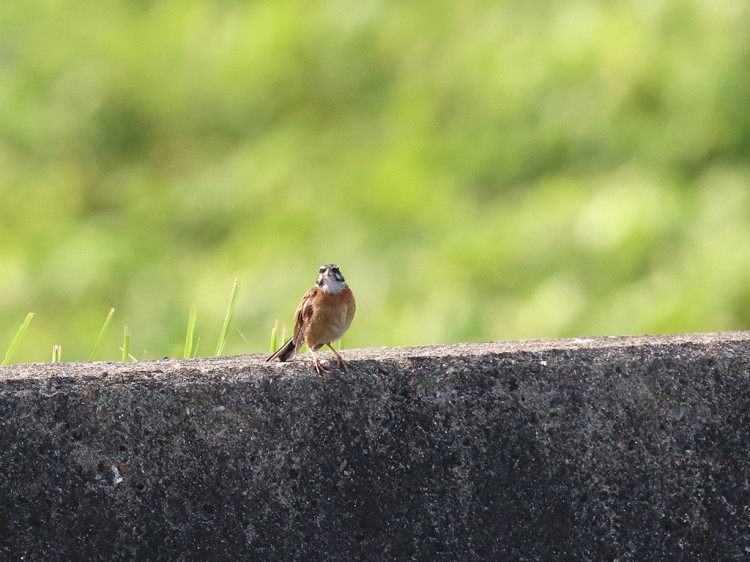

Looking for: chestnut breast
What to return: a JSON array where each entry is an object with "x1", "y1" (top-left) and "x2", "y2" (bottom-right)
[{"x1": 303, "y1": 286, "x2": 356, "y2": 347}]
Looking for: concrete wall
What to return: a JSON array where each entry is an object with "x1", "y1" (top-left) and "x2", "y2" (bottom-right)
[{"x1": 1, "y1": 333, "x2": 749, "y2": 561}]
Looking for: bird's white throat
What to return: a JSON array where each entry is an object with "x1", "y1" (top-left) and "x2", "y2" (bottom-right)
[{"x1": 320, "y1": 278, "x2": 347, "y2": 294}]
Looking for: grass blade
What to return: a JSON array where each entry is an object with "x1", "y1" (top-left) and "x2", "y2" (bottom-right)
[
  {"x1": 234, "y1": 326, "x2": 249, "y2": 344},
  {"x1": 270, "y1": 319, "x2": 278, "y2": 354},
  {"x1": 122, "y1": 326, "x2": 131, "y2": 362},
  {"x1": 52, "y1": 345, "x2": 62, "y2": 363},
  {"x1": 2, "y1": 312, "x2": 34, "y2": 366},
  {"x1": 215, "y1": 279, "x2": 242, "y2": 356},
  {"x1": 184, "y1": 304, "x2": 198, "y2": 358},
  {"x1": 89, "y1": 308, "x2": 115, "y2": 361}
]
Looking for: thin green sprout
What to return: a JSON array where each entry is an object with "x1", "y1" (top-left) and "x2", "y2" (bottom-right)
[
  {"x1": 270, "y1": 319, "x2": 279, "y2": 354},
  {"x1": 89, "y1": 308, "x2": 115, "y2": 361},
  {"x1": 2, "y1": 312, "x2": 34, "y2": 366},
  {"x1": 122, "y1": 326, "x2": 131, "y2": 362},
  {"x1": 215, "y1": 279, "x2": 242, "y2": 356},
  {"x1": 184, "y1": 305, "x2": 198, "y2": 359}
]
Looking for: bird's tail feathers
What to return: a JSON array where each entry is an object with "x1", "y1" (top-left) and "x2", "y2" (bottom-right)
[{"x1": 267, "y1": 337, "x2": 297, "y2": 362}]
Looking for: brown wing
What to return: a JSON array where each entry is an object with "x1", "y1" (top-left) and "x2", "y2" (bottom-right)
[{"x1": 292, "y1": 287, "x2": 317, "y2": 347}]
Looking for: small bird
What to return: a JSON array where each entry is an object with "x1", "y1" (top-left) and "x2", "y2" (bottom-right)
[{"x1": 267, "y1": 263, "x2": 356, "y2": 374}]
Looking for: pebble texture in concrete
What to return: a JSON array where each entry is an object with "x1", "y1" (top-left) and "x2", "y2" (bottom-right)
[{"x1": 1, "y1": 333, "x2": 750, "y2": 560}]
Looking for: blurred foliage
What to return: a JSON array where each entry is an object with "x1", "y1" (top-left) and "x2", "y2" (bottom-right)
[{"x1": 1, "y1": 0, "x2": 750, "y2": 362}]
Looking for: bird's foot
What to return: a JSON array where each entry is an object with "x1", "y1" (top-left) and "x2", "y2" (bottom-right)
[
  {"x1": 327, "y1": 344, "x2": 350, "y2": 371},
  {"x1": 311, "y1": 352, "x2": 330, "y2": 375}
]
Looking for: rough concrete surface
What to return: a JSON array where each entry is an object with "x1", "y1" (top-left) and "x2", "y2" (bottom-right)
[{"x1": 1, "y1": 333, "x2": 750, "y2": 561}]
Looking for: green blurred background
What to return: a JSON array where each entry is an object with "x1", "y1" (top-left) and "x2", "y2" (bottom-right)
[{"x1": 1, "y1": 1, "x2": 749, "y2": 363}]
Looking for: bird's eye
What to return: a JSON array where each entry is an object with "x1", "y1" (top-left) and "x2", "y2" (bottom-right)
[{"x1": 319, "y1": 267, "x2": 326, "y2": 273}]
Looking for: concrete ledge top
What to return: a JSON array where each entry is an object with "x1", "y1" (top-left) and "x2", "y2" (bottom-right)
[{"x1": 2, "y1": 331, "x2": 748, "y2": 380}]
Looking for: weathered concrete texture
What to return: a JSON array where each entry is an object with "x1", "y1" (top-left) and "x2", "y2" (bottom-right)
[{"x1": 1, "y1": 333, "x2": 750, "y2": 561}]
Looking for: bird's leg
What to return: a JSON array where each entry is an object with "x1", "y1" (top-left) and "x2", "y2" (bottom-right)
[
  {"x1": 310, "y1": 349, "x2": 330, "y2": 374},
  {"x1": 326, "y1": 344, "x2": 349, "y2": 371}
]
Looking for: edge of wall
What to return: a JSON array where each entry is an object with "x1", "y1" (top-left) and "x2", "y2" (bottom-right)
[{"x1": 1, "y1": 332, "x2": 749, "y2": 560}]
